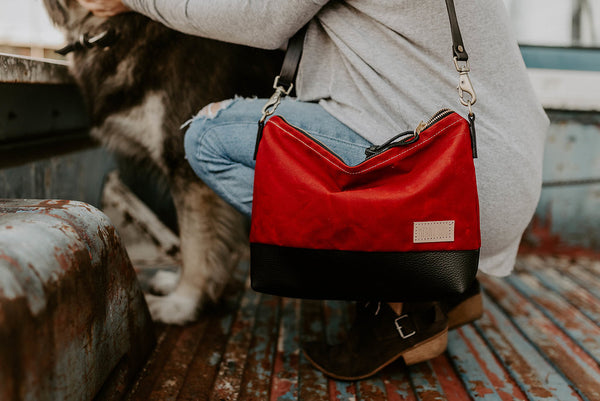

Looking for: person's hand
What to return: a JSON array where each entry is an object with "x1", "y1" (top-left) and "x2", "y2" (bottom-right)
[{"x1": 77, "y1": 0, "x2": 131, "y2": 17}]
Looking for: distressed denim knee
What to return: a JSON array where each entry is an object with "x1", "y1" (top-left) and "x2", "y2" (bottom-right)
[
  {"x1": 183, "y1": 97, "x2": 374, "y2": 218},
  {"x1": 183, "y1": 99, "x2": 258, "y2": 217}
]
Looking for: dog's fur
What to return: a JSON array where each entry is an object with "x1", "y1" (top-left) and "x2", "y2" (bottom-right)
[{"x1": 43, "y1": 0, "x2": 282, "y2": 324}]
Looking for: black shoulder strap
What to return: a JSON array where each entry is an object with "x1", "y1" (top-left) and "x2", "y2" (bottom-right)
[
  {"x1": 278, "y1": 0, "x2": 468, "y2": 84},
  {"x1": 277, "y1": 26, "x2": 308, "y2": 90},
  {"x1": 444, "y1": 0, "x2": 468, "y2": 61},
  {"x1": 255, "y1": 0, "x2": 475, "y2": 160}
]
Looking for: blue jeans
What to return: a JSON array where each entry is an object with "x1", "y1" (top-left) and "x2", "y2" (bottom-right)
[{"x1": 184, "y1": 98, "x2": 373, "y2": 218}]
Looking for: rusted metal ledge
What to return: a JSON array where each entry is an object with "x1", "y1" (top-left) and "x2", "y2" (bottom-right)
[
  {"x1": 0, "y1": 53, "x2": 91, "y2": 170},
  {"x1": 0, "y1": 53, "x2": 72, "y2": 84},
  {"x1": 0, "y1": 199, "x2": 155, "y2": 401}
]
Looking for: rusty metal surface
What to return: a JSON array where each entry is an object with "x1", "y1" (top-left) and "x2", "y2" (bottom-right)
[
  {"x1": 0, "y1": 148, "x2": 115, "y2": 207},
  {"x1": 0, "y1": 199, "x2": 155, "y2": 401},
  {"x1": 0, "y1": 54, "x2": 72, "y2": 84},
  {"x1": 526, "y1": 111, "x2": 600, "y2": 254},
  {"x1": 120, "y1": 254, "x2": 600, "y2": 400},
  {"x1": 0, "y1": 55, "x2": 92, "y2": 173}
]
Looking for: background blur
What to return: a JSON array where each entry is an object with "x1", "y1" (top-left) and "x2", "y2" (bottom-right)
[
  {"x1": 0, "y1": 0, "x2": 64, "y2": 58},
  {"x1": 0, "y1": 0, "x2": 599, "y2": 58}
]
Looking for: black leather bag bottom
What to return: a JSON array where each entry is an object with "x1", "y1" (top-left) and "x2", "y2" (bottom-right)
[{"x1": 250, "y1": 243, "x2": 479, "y2": 301}]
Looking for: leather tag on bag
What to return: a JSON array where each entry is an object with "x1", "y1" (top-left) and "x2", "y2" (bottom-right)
[{"x1": 413, "y1": 221, "x2": 455, "y2": 243}]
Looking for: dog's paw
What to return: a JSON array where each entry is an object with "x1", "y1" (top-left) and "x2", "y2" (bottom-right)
[
  {"x1": 144, "y1": 290, "x2": 200, "y2": 325},
  {"x1": 149, "y1": 270, "x2": 180, "y2": 295}
]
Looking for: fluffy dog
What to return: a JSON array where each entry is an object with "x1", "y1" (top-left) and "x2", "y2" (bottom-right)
[{"x1": 43, "y1": 0, "x2": 282, "y2": 324}]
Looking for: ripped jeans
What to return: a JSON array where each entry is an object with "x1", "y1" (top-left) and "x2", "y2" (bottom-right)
[{"x1": 183, "y1": 98, "x2": 373, "y2": 218}]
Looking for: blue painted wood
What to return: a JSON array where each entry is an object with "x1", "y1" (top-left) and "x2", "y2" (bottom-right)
[
  {"x1": 272, "y1": 298, "x2": 301, "y2": 401},
  {"x1": 446, "y1": 329, "x2": 502, "y2": 400},
  {"x1": 475, "y1": 293, "x2": 580, "y2": 401},
  {"x1": 461, "y1": 325, "x2": 526, "y2": 400},
  {"x1": 356, "y1": 376, "x2": 388, "y2": 400},
  {"x1": 209, "y1": 282, "x2": 260, "y2": 401},
  {"x1": 482, "y1": 277, "x2": 600, "y2": 401},
  {"x1": 145, "y1": 324, "x2": 208, "y2": 401},
  {"x1": 520, "y1": 46, "x2": 600, "y2": 72},
  {"x1": 383, "y1": 367, "x2": 417, "y2": 400},
  {"x1": 124, "y1": 256, "x2": 600, "y2": 400},
  {"x1": 559, "y1": 262, "x2": 600, "y2": 299},
  {"x1": 524, "y1": 260, "x2": 600, "y2": 326},
  {"x1": 133, "y1": 261, "x2": 248, "y2": 401},
  {"x1": 330, "y1": 381, "x2": 357, "y2": 401},
  {"x1": 407, "y1": 361, "x2": 448, "y2": 401},
  {"x1": 507, "y1": 272, "x2": 600, "y2": 366},
  {"x1": 241, "y1": 294, "x2": 281, "y2": 400},
  {"x1": 585, "y1": 261, "x2": 600, "y2": 277}
]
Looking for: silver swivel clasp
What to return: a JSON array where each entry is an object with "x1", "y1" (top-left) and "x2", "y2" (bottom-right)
[
  {"x1": 259, "y1": 76, "x2": 294, "y2": 124},
  {"x1": 453, "y1": 57, "x2": 476, "y2": 115}
]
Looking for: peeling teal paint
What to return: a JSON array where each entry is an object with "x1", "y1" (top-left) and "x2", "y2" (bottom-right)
[
  {"x1": 0, "y1": 200, "x2": 154, "y2": 401},
  {"x1": 530, "y1": 111, "x2": 600, "y2": 251}
]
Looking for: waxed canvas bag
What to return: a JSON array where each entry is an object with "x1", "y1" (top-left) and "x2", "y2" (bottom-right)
[{"x1": 250, "y1": 0, "x2": 480, "y2": 301}]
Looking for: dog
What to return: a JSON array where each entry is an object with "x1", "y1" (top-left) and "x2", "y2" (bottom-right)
[{"x1": 43, "y1": 0, "x2": 283, "y2": 324}]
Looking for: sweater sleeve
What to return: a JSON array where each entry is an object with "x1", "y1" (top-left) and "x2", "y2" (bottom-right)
[{"x1": 122, "y1": 0, "x2": 329, "y2": 49}]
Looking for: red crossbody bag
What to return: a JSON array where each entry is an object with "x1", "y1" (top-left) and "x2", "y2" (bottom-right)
[{"x1": 250, "y1": 0, "x2": 480, "y2": 301}]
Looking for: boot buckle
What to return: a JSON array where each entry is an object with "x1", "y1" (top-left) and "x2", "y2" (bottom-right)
[{"x1": 394, "y1": 315, "x2": 416, "y2": 339}]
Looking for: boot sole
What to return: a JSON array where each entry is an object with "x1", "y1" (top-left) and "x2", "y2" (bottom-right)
[
  {"x1": 447, "y1": 292, "x2": 483, "y2": 330},
  {"x1": 402, "y1": 328, "x2": 449, "y2": 365},
  {"x1": 303, "y1": 328, "x2": 448, "y2": 381}
]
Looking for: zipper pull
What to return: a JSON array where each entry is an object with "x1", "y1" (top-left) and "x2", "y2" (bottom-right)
[
  {"x1": 365, "y1": 130, "x2": 418, "y2": 159},
  {"x1": 415, "y1": 120, "x2": 428, "y2": 135},
  {"x1": 468, "y1": 113, "x2": 477, "y2": 158},
  {"x1": 364, "y1": 109, "x2": 453, "y2": 160},
  {"x1": 253, "y1": 121, "x2": 265, "y2": 160}
]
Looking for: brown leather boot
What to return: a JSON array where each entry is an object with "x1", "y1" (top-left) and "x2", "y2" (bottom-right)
[
  {"x1": 303, "y1": 302, "x2": 448, "y2": 381},
  {"x1": 442, "y1": 279, "x2": 483, "y2": 330}
]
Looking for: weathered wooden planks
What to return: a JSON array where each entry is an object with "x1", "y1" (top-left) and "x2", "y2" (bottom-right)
[{"x1": 122, "y1": 254, "x2": 600, "y2": 400}]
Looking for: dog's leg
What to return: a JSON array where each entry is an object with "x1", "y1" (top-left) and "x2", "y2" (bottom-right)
[
  {"x1": 148, "y1": 269, "x2": 180, "y2": 295},
  {"x1": 145, "y1": 177, "x2": 247, "y2": 324}
]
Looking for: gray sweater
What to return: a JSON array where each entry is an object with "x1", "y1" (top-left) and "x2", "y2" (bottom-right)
[{"x1": 124, "y1": 0, "x2": 549, "y2": 277}]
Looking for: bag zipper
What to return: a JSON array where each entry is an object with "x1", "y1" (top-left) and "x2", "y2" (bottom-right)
[
  {"x1": 365, "y1": 109, "x2": 455, "y2": 159},
  {"x1": 278, "y1": 117, "x2": 347, "y2": 163},
  {"x1": 415, "y1": 108, "x2": 454, "y2": 135},
  {"x1": 259, "y1": 108, "x2": 469, "y2": 164}
]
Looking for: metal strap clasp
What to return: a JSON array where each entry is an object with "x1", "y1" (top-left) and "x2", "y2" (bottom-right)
[
  {"x1": 259, "y1": 76, "x2": 294, "y2": 124},
  {"x1": 454, "y1": 57, "x2": 476, "y2": 115}
]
